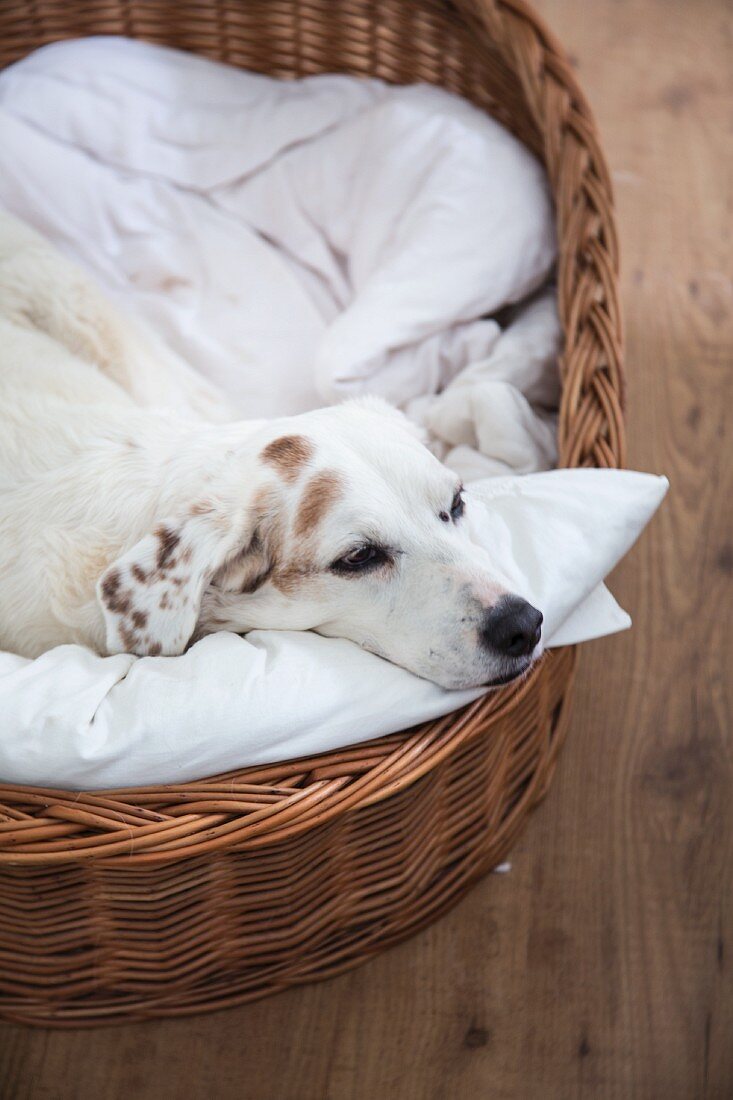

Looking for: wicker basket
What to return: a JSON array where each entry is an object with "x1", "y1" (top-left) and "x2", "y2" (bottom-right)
[{"x1": 0, "y1": 0, "x2": 624, "y2": 1027}]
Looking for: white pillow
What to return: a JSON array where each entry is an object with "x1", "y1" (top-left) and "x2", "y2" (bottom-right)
[{"x1": 0, "y1": 469, "x2": 667, "y2": 789}]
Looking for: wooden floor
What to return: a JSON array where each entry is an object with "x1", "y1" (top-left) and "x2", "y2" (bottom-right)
[{"x1": 1, "y1": 1, "x2": 732, "y2": 1097}]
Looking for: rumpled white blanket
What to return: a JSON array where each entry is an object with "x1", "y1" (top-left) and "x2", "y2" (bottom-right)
[
  {"x1": 0, "y1": 39, "x2": 667, "y2": 788},
  {"x1": 0, "y1": 36, "x2": 560, "y2": 478}
]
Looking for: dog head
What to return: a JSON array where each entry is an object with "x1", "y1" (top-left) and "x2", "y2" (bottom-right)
[{"x1": 97, "y1": 399, "x2": 542, "y2": 688}]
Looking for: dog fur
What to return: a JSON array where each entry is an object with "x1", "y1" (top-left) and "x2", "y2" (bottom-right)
[{"x1": 0, "y1": 213, "x2": 540, "y2": 688}]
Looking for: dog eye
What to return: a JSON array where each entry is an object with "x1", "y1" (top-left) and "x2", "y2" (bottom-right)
[
  {"x1": 440, "y1": 488, "x2": 465, "y2": 523},
  {"x1": 331, "y1": 545, "x2": 387, "y2": 573}
]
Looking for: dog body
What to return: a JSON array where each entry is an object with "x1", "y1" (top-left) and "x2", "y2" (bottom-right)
[{"x1": 0, "y1": 215, "x2": 542, "y2": 687}]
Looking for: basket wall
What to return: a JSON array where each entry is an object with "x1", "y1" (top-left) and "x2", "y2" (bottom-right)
[{"x1": 0, "y1": 0, "x2": 624, "y2": 1026}]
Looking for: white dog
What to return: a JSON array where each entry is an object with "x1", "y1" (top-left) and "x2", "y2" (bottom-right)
[{"x1": 0, "y1": 213, "x2": 542, "y2": 688}]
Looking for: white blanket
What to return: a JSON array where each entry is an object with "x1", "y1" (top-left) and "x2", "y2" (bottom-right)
[
  {"x1": 0, "y1": 36, "x2": 560, "y2": 478},
  {"x1": 0, "y1": 39, "x2": 667, "y2": 788}
]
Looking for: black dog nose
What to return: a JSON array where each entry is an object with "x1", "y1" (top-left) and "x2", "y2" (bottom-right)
[{"x1": 480, "y1": 596, "x2": 543, "y2": 658}]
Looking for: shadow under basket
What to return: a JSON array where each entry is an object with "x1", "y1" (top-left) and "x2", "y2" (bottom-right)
[{"x1": 0, "y1": 0, "x2": 624, "y2": 1027}]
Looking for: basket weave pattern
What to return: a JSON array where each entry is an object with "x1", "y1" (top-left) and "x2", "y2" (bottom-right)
[{"x1": 0, "y1": 0, "x2": 623, "y2": 1025}]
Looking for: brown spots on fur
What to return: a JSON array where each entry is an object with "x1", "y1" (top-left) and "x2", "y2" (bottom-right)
[
  {"x1": 240, "y1": 573, "x2": 266, "y2": 595},
  {"x1": 131, "y1": 609, "x2": 148, "y2": 631},
  {"x1": 211, "y1": 471, "x2": 336, "y2": 601},
  {"x1": 131, "y1": 563, "x2": 151, "y2": 585},
  {"x1": 189, "y1": 500, "x2": 215, "y2": 516},
  {"x1": 271, "y1": 563, "x2": 318, "y2": 596},
  {"x1": 159, "y1": 592, "x2": 172, "y2": 610},
  {"x1": 155, "y1": 526, "x2": 181, "y2": 571},
  {"x1": 241, "y1": 561, "x2": 273, "y2": 594},
  {"x1": 252, "y1": 484, "x2": 286, "y2": 570},
  {"x1": 100, "y1": 569, "x2": 120, "y2": 600},
  {"x1": 260, "y1": 435, "x2": 314, "y2": 482},
  {"x1": 146, "y1": 640, "x2": 162, "y2": 657},
  {"x1": 119, "y1": 622, "x2": 140, "y2": 653},
  {"x1": 100, "y1": 570, "x2": 132, "y2": 615},
  {"x1": 294, "y1": 471, "x2": 343, "y2": 538},
  {"x1": 211, "y1": 528, "x2": 275, "y2": 597},
  {"x1": 233, "y1": 533, "x2": 274, "y2": 594},
  {"x1": 105, "y1": 587, "x2": 151, "y2": 653}
]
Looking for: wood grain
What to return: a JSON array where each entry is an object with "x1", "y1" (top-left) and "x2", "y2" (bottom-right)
[{"x1": 1, "y1": 0, "x2": 731, "y2": 1096}]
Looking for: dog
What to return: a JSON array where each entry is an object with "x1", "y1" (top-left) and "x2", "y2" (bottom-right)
[{"x1": 0, "y1": 213, "x2": 543, "y2": 688}]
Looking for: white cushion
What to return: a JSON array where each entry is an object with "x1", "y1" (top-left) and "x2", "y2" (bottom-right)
[{"x1": 0, "y1": 470, "x2": 667, "y2": 788}]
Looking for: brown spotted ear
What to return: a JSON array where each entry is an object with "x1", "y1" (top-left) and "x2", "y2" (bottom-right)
[{"x1": 97, "y1": 509, "x2": 250, "y2": 657}]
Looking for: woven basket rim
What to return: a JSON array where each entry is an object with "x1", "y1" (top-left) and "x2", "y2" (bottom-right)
[{"x1": 0, "y1": 0, "x2": 624, "y2": 864}]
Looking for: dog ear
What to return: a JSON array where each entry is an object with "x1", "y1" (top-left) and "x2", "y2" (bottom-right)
[{"x1": 96, "y1": 505, "x2": 252, "y2": 657}]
